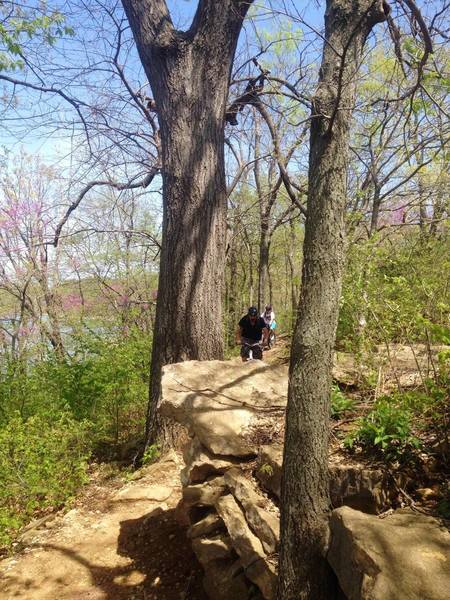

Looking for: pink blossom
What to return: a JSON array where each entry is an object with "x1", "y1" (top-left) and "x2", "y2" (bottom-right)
[{"x1": 62, "y1": 293, "x2": 83, "y2": 310}]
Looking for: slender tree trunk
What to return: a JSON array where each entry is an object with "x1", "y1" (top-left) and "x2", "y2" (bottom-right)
[
  {"x1": 36, "y1": 269, "x2": 65, "y2": 360},
  {"x1": 242, "y1": 228, "x2": 255, "y2": 307},
  {"x1": 369, "y1": 185, "x2": 381, "y2": 236},
  {"x1": 278, "y1": 1, "x2": 388, "y2": 598},
  {"x1": 121, "y1": 0, "x2": 254, "y2": 447},
  {"x1": 430, "y1": 117, "x2": 447, "y2": 237},
  {"x1": 44, "y1": 292, "x2": 65, "y2": 360},
  {"x1": 430, "y1": 191, "x2": 445, "y2": 237},
  {"x1": 258, "y1": 221, "x2": 270, "y2": 309},
  {"x1": 227, "y1": 211, "x2": 239, "y2": 347}
]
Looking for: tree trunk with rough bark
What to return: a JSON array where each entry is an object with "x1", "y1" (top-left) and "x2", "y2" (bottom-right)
[
  {"x1": 258, "y1": 221, "x2": 270, "y2": 309},
  {"x1": 120, "y1": 0, "x2": 254, "y2": 446},
  {"x1": 287, "y1": 219, "x2": 299, "y2": 330},
  {"x1": 278, "y1": 1, "x2": 389, "y2": 598}
]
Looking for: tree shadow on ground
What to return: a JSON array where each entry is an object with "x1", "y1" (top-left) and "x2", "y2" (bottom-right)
[{"x1": 39, "y1": 507, "x2": 207, "y2": 600}]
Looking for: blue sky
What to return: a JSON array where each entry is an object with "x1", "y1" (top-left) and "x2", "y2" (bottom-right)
[{"x1": 0, "y1": 0, "x2": 445, "y2": 167}]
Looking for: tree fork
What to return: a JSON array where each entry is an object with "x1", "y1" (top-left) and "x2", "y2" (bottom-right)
[{"x1": 120, "y1": 0, "x2": 254, "y2": 449}]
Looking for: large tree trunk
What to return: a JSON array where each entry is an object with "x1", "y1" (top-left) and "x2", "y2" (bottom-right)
[
  {"x1": 277, "y1": 1, "x2": 389, "y2": 598},
  {"x1": 121, "y1": 0, "x2": 253, "y2": 446},
  {"x1": 287, "y1": 219, "x2": 299, "y2": 330}
]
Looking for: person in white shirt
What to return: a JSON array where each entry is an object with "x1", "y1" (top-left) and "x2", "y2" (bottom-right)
[{"x1": 261, "y1": 304, "x2": 275, "y2": 328}]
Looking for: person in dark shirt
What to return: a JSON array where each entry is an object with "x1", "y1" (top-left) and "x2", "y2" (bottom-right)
[{"x1": 236, "y1": 306, "x2": 268, "y2": 361}]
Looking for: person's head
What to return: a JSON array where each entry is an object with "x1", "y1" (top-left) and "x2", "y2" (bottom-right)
[
  {"x1": 248, "y1": 306, "x2": 258, "y2": 323},
  {"x1": 265, "y1": 304, "x2": 272, "y2": 312}
]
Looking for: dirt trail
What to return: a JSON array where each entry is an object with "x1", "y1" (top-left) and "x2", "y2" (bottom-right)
[
  {"x1": 0, "y1": 344, "x2": 288, "y2": 600},
  {"x1": 0, "y1": 452, "x2": 206, "y2": 600}
]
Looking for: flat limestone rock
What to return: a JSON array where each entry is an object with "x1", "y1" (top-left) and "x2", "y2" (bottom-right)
[
  {"x1": 329, "y1": 464, "x2": 398, "y2": 514},
  {"x1": 181, "y1": 438, "x2": 240, "y2": 485},
  {"x1": 215, "y1": 494, "x2": 277, "y2": 600},
  {"x1": 328, "y1": 506, "x2": 450, "y2": 600},
  {"x1": 160, "y1": 360, "x2": 288, "y2": 456},
  {"x1": 182, "y1": 476, "x2": 227, "y2": 507},
  {"x1": 224, "y1": 468, "x2": 279, "y2": 554}
]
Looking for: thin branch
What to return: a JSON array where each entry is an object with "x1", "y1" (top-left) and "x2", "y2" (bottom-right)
[{"x1": 53, "y1": 167, "x2": 160, "y2": 247}]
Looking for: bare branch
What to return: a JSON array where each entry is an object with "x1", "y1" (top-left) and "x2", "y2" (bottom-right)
[{"x1": 53, "y1": 167, "x2": 160, "y2": 247}]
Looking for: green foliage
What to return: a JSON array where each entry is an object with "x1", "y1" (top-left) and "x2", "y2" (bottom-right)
[
  {"x1": 344, "y1": 359, "x2": 449, "y2": 460},
  {"x1": 0, "y1": 329, "x2": 150, "y2": 453},
  {"x1": 338, "y1": 232, "x2": 450, "y2": 352},
  {"x1": 0, "y1": 412, "x2": 91, "y2": 549},
  {"x1": 331, "y1": 385, "x2": 355, "y2": 419},
  {"x1": 142, "y1": 444, "x2": 161, "y2": 466},
  {"x1": 0, "y1": 5, "x2": 73, "y2": 71},
  {"x1": 0, "y1": 328, "x2": 151, "y2": 550},
  {"x1": 259, "y1": 463, "x2": 274, "y2": 477},
  {"x1": 345, "y1": 398, "x2": 420, "y2": 458}
]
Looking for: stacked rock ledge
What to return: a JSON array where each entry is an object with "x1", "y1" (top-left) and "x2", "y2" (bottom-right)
[{"x1": 160, "y1": 359, "x2": 450, "y2": 600}]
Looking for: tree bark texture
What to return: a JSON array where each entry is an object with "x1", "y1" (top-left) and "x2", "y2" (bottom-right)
[
  {"x1": 227, "y1": 209, "x2": 240, "y2": 346},
  {"x1": 278, "y1": 1, "x2": 389, "y2": 598},
  {"x1": 258, "y1": 221, "x2": 270, "y2": 309},
  {"x1": 288, "y1": 220, "x2": 299, "y2": 330},
  {"x1": 120, "y1": 0, "x2": 254, "y2": 446}
]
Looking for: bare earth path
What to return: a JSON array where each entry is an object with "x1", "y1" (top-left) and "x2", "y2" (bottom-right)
[{"x1": 0, "y1": 452, "x2": 206, "y2": 600}]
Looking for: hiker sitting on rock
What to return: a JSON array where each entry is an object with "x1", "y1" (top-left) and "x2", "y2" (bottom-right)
[{"x1": 236, "y1": 306, "x2": 268, "y2": 361}]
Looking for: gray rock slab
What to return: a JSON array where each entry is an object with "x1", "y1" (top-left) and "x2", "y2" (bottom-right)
[
  {"x1": 328, "y1": 506, "x2": 450, "y2": 600},
  {"x1": 182, "y1": 476, "x2": 227, "y2": 507},
  {"x1": 257, "y1": 446, "x2": 400, "y2": 514},
  {"x1": 160, "y1": 360, "x2": 288, "y2": 456},
  {"x1": 203, "y1": 558, "x2": 250, "y2": 600},
  {"x1": 256, "y1": 445, "x2": 283, "y2": 497},
  {"x1": 329, "y1": 464, "x2": 399, "y2": 514},
  {"x1": 181, "y1": 438, "x2": 239, "y2": 485},
  {"x1": 224, "y1": 468, "x2": 279, "y2": 554},
  {"x1": 192, "y1": 534, "x2": 234, "y2": 566},
  {"x1": 215, "y1": 494, "x2": 277, "y2": 600}
]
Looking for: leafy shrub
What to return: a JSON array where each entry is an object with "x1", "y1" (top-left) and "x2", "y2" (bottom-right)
[
  {"x1": 0, "y1": 328, "x2": 151, "y2": 549},
  {"x1": 331, "y1": 385, "x2": 355, "y2": 419},
  {"x1": 345, "y1": 398, "x2": 420, "y2": 457},
  {"x1": 338, "y1": 233, "x2": 450, "y2": 351},
  {"x1": 0, "y1": 328, "x2": 150, "y2": 455},
  {"x1": 142, "y1": 443, "x2": 161, "y2": 465},
  {"x1": 0, "y1": 413, "x2": 91, "y2": 549},
  {"x1": 345, "y1": 350, "x2": 449, "y2": 462},
  {"x1": 258, "y1": 463, "x2": 274, "y2": 477}
]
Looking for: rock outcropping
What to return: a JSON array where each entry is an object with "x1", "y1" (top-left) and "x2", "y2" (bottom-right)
[
  {"x1": 161, "y1": 359, "x2": 285, "y2": 599},
  {"x1": 328, "y1": 506, "x2": 450, "y2": 600},
  {"x1": 255, "y1": 444, "x2": 400, "y2": 514},
  {"x1": 160, "y1": 359, "x2": 450, "y2": 600}
]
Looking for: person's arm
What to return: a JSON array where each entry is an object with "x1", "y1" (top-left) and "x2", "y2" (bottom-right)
[{"x1": 236, "y1": 325, "x2": 243, "y2": 345}]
